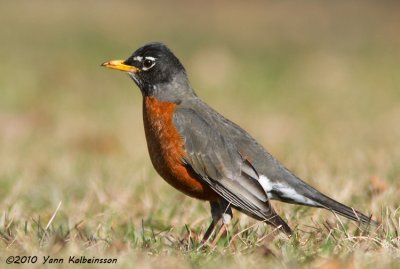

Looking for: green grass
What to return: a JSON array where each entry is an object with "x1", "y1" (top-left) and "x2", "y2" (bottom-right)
[{"x1": 1, "y1": 1, "x2": 400, "y2": 268}]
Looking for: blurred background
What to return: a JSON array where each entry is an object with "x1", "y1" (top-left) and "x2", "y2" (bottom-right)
[{"x1": 0, "y1": 0, "x2": 399, "y2": 265}]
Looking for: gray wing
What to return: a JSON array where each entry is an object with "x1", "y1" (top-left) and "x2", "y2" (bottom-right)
[
  {"x1": 176, "y1": 101, "x2": 375, "y2": 226},
  {"x1": 173, "y1": 102, "x2": 291, "y2": 234}
]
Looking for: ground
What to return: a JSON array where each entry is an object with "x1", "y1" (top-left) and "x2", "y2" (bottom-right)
[{"x1": 0, "y1": 1, "x2": 399, "y2": 268}]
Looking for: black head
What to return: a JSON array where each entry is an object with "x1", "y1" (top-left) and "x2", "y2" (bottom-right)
[{"x1": 102, "y1": 42, "x2": 195, "y2": 101}]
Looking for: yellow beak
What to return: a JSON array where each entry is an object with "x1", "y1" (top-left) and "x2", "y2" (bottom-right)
[{"x1": 101, "y1": 60, "x2": 139, "y2": 73}]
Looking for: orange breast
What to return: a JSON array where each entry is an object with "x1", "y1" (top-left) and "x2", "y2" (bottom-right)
[{"x1": 142, "y1": 96, "x2": 218, "y2": 201}]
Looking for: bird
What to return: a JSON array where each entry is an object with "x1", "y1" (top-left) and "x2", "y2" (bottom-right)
[{"x1": 101, "y1": 42, "x2": 376, "y2": 242}]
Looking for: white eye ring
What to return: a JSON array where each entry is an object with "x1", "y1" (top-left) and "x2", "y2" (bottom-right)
[{"x1": 142, "y1": 57, "x2": 156, "y2": 71}]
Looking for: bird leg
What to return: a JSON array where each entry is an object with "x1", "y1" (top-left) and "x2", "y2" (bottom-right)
[
  {"x1": 201, "y1": 199, "x2": 232, "y2": 245},
  {"x1": 201, "y1": 220, "x2": 217, "y2": 244},
  {"x1": 211, "y1": 223, "x2": 229, "y2": 246}
]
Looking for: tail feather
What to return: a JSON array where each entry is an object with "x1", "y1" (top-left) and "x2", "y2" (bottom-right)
[
  {"x1": 296, "y1": 180, "x2": 377, "y2": 225},
  {"x1": 268, "y1": 176, "x2": 377, "y2": 226},
  {"x1": 305, "y1": 187, "x2": 375, "y2": 225}
]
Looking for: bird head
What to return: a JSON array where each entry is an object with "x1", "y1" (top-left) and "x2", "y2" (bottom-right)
[{"x1": 102, "y1": 42, "x2": 195, "y2": 102}]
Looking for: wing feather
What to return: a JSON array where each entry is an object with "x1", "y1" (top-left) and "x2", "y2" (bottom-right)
[{"x1": 174, "y1": 104, "x2": 291, "y2": 233}]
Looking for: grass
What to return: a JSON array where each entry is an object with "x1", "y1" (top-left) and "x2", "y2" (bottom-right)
[{"x1": 1, "y1": 1, "x2": 400, "y2": 268}]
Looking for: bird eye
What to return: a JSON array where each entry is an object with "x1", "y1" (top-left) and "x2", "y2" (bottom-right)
[{"x1": 142, "y1": 59, "x2": 155, "y2": 70}]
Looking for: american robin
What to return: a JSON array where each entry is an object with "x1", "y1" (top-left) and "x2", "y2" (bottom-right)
[{"x1": 101, "y1": 42, "x2": 376, "y2": 241}]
